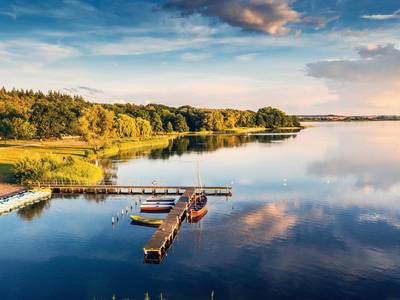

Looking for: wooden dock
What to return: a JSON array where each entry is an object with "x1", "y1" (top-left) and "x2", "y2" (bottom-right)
[
  {"x1": 29, "y1": 184, "x2": 232, "y2": 196},
  {"x1": 143, "y1": 188, "x2": 196, "y2": 263}
]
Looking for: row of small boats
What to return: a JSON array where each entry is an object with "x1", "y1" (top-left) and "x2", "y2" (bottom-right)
[
  {"x1": 0, "y1": 188, "x2": 52, "y2": 214},
  {"x1": 140, "y1": 196, "x2": 176, "y2": 213}
]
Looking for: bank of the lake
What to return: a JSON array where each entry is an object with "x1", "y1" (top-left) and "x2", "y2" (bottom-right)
[{"x1": 0, "y1": 136, "x2": 173, "y2": 184}]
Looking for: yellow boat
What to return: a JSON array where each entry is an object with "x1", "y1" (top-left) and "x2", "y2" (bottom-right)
[{"x1": 130, "y1": 215, "x2": 164, "y2": 226}]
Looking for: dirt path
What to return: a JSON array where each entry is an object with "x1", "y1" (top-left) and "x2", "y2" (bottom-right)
[{"x1": 0, "y1": 183, "x2": 27, "y2": 199}]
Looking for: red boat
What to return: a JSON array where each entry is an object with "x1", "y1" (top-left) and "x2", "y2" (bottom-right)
[
  {"x1": 188, "y1": 194, "x2": 208, "y2": 219},
  {"x1": 140, "y1": 204, "x2": 172, "y2": 213}
]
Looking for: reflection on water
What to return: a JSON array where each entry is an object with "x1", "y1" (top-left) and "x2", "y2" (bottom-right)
[
  {"x1": 17, "y1": 200, "x2": 51, "y2": 221},
  {"x1": 102, "y1": 132, "x2": 298, "y2": 184},
  {"x1": 241, "y1": 202, "x2": 298, "y2": 243},
  {"x1": 118, "y1": 132, "x2": 297, "y2": 161},
  {"x1": 1, "y1": 123, "x2": 400, "y2": 299},
  {"x1": 307, "y1": 123, "x2": 400, "y2": 191}
]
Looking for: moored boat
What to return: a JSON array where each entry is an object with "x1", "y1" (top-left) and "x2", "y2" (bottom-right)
[
  {"x1": 130, "y1": 215, "x2": 164, "y2": 226},
  {"x1": 140, "y1": 204, "x2": 173, "y2": 213},
  {"x1": 188, "y1": 194, "x2": 208, "y2": 219},
  {"x1": 141, "y1": 200, "x2": 175, "y2": 206},
  {"x1": 145, "y1": 196, "x2": 176, "y2": 202}
]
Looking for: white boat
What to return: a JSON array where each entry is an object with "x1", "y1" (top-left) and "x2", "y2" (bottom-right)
[
  {"x1": 145, "y1": 196, "x2": 176, "y2": 202},
  {"x1": 141, "y1": 202, "x2": 174, "y2": 207},
  {"x1": 142, "y1": 200, "x2": 175, "y2": 206},
  {"x1": 140, "y1": 203, "x2": 174, "y2": 212}
]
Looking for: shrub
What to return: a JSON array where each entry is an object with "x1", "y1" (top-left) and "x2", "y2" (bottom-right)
[{"x1": 13, "y1": 154, "x2": 103, "y2": 184}]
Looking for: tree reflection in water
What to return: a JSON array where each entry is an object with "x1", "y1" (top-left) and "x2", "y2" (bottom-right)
[{"x1": 17, "y1": 200, "x2": 51, "y2": 221}]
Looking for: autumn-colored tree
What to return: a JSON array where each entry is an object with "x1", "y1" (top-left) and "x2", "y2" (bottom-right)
[{"x1": 79, "y1": 105, "x2": 115, "y2": 150}]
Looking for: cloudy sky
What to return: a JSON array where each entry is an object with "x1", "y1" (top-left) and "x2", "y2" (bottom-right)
[{"x1": 0, "y1": 0, "x2": 399, "y2": 114}]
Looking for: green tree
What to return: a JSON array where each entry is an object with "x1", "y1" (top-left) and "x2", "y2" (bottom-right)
[
  {"x1": 202, "y1": 111, "x2": 225, "y2": 131},
  {"x1": 136, "y1": 117, "x2": 153, "y2": 138},
  {"x1": 151, "y1": 112, "x2": 164, "y2": 134},
  {"x1": 166, "y1": 121, "x2": 173, "y2": 133},
  {"x1": 0, "y1": 118, "x2": 13, "y2": 141},
  {"x1": 174, "y1": 114, "x2": 189, "y2": 132},
  {"x1": 11, "y1": 118, "x2": 36, "y2": 139},
  {"x1": 79, "y1": 105, "x2": 115, "y2": 150},
  {"x1": 114, "y1": 114, "x2": 137, "y2": 138}
]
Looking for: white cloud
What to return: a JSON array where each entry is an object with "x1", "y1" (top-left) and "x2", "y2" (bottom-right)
[
  {"x1": 307, "y1": 44, "x2": 400, "y2": 114},
  {"x1": 90, "y1": 37, "x2": 209, "y2": 56},
  {"x1": 0, "y1": 39, "x2": 79, "y2": 67},
  {"x1": 361, "y1": 10, "x2": 400, "y2": 21}
]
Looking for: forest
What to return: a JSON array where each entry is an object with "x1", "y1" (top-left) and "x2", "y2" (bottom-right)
[{"x1": 0, "y1": 88, "x2": 300, "y2": 143}]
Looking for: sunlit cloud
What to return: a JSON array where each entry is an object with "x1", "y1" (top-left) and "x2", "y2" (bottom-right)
[
  {"x1": 241, "y1": 202, "x2": 298, "y2": 242},
  {"x1": 166, "y1": 0, "x2": 300, "y2": 36},
  {"x1": 307, "y1": 44, "x2": 400, "y2": 114}
]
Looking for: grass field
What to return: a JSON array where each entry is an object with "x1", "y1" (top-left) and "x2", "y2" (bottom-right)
[{"x1": 0, "y1": 136, "x2": 172, "y2": 183}]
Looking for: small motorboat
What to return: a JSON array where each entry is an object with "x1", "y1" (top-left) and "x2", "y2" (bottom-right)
[
  {"x1": 188, "y1": 194, "x2": 208, "y2": 219},
  {"x1": 145, "y1": 196, "x2": 176, "y2": 202},
  {"x1": 130, "y1": 215, "x2": 164, "y2": 226},
  {"x1": 140, "y1": 204, "x2": 173, "y2": 213},
  {"x1": 141, "y1": 200, "x2": 175, "y2": 206}
]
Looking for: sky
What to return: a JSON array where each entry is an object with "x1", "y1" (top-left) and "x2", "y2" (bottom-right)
[{"x1": 0, "y1": 0, "x2": 399, "y2": 114}]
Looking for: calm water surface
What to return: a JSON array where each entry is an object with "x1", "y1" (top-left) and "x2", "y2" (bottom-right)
[{"x1": 1, "y1": 122, "x2": 400, "y2": 299}]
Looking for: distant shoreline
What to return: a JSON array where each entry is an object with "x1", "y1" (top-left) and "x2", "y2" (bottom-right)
[{"x1": 295, "y1": 115, "x2": 400, "y2": 122}]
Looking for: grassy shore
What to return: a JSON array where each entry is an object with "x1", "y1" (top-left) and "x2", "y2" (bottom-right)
[{"x1": 0, "y1": 136, "x2": 172, "y2": 183}]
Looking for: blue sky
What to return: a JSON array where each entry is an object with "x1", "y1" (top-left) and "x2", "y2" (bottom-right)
[{"x1": 0, "y1": 0, "x2": 399, "y2": 114}]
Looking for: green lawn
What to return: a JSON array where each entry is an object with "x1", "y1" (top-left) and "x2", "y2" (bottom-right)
[{"x1": 0, "y1": 136, "x2": 172, "y2": 183}]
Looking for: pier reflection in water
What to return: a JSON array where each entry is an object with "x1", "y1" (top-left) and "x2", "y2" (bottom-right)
[{"x1": 1, "y1": 124, "x2": 400, "y2": 299}]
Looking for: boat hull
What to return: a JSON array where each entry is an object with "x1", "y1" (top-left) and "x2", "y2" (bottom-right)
[
  {"x1": 145, "y1": 196, "x2": 176, "y2": 202},
  {"x1": 130, "y1": 215, "x2": 163, "y2": 226},
  {"x1": 188, "y1": 195, "x2": 208, "y2": 219},
  {"x1": 140, "y1": 206, "x2": 172, "y2": 213}
]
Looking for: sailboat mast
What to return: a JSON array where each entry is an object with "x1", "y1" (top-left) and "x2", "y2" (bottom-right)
[{"x1": 197, "y1": 161, "x2": 203, "y2": 191}]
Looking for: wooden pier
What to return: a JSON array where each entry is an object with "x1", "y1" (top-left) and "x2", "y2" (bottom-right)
[
  {"x1": 143, "y1": 188, "x2": 196, "y2": 263},
  {"x1": 29, "y1": 184, "x2": 232, "y2": 196}
]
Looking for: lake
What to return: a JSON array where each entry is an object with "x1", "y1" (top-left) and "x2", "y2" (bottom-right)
[{"x1": 1, "y1": 122, "x2": 400, "y2": 300}]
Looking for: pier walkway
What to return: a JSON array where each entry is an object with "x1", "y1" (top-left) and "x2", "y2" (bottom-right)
[
  {"x1": 29, "y1": 184, "x2": 232, "y2": 196},
  {"x1": 143, "y1": 188, "x2": 196, "y2": 263}
]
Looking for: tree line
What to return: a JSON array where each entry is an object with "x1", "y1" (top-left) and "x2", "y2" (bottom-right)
[{"x1": 0, "y1": 88, "x2": 300, "y2": 142}]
